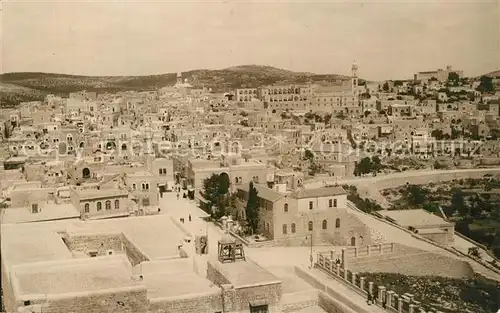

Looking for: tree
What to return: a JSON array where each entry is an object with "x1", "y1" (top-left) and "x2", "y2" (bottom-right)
[
  {"x1": 431, "y1": 129, "x2": 445, "y2": 140},
  {"x1": 450, "y1": 189, "x2": 467, "y2": 216},
  {"x1": 354, "y1": 157, "x2": 372, "y2": 176},
  {"x1": 448, "y1": 72, "x2": 460, "y2": 83},
  {"x1": 406, "y1": 185, "x2": 428, "y2": 206},
  {"x1": 304, "y1": 149, "x2": 314, "y2": 161},
  {"x1": 201, "y1": 173, "x2": 230, "y2": 218},
  {"x1": 382, "y1": 82, "x2": 390, "y2": 92},
  {"x1": 476, "y1": 76, "x2": 494, "y2": 93},
  {"x1": 245, "y1": 182, "x2": 260, "y2": 234}
]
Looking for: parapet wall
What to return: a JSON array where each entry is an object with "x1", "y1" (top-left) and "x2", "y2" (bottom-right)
[
  {"x1": 17, "y1": 286, "x2": 149, "y2": 313},
  {"x1": 149, "y1": 290, "x2": 223, "y2": 313}
]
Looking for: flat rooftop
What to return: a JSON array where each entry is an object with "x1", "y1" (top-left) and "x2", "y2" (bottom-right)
[
  {"x1": 210, "y1": 258, "x2": 280, "y2": 287},
  {"x1": 144, "y1": 272, "x2": 217, "y2": 299},
  {"x1": 1, "y1": 203, "x2": 80, "y2": 224},
  {"x1": 1, "y1": 214, "x2": 187, "y2": 271},
  {"x1": 13, "y1": 256, "x2": 137, "y2": 296},
  {"x1": 382, "y1": 209, "x2": 452, "y2": 228}
]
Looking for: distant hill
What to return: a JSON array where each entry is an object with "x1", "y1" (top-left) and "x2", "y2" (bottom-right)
[
  {"x1": 484, "y1": 70, "x2": 500, "y2": 78},
  {"x1": 0, "y1": 65, "x2": 356, "y2": 106}
]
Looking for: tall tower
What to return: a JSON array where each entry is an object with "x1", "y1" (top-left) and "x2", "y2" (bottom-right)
[
  {"x1": 351, "y1": 61, "x2": 359, "y2": 94},
  {"x1": 176, "y1": 72, "x2": 182, "y2": 85}
]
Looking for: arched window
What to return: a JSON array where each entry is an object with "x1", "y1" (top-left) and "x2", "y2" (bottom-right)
[
  {"x1": 322, "y1": 220, "x2": 328, "y2": 230},
  {"x1": 97, "y1": 202, "x2": 102, "y2": 211},
  {"x1": 114, "y1": 199, "x2": 120, "y2": 210},
  {"x1": 105, "y1": 200, "x2": 111, "y2": 210},
  {"x1": 141, "y1": 183, "x2": 145, "y2": 190},
  {"x1": 335, "y1": 218, "x2": 341, "y2": 228},
  {"x1": 282, "y1": 224, "x2": 287, "y2": 234},
  {"x1": 308, "y1": 221, "x2": 313, "y2": 231},
  {"x1": 132, "y1": 183, "x2": 136, "y2": 190},
  {"x1": 145, "y1": 183, "x2": 150, "y2": 191},
  {"x1": 291, "y1": 223, "x2": 296, "y2": 233},
  {"x1": 284, "y1": 203, "x2": 288, "y2": 212},
  {"x1": 84, "y1": 203, "x2": 89, "y2": 213}
]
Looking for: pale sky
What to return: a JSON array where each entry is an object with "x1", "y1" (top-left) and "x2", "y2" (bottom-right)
[{"x1": 2, "y1": 0, "x2": 499, "y2": 80}]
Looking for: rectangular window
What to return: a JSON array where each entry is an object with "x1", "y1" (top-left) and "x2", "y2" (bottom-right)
[
  {"x1": 329, "y1": 199, "x2": 333, "y2": 208},
  {"x1": 250, "y1": 305, "x2": 268, "y2": 313},
  {"x1": 309, "y1": 201, "x2": 313, "y2": 210},
  {"x1": 31, "y1": 203, "x2": 39, "y2": 214},
  {"x1": 334, "y1": 199, "x2": 337, "y2": 207}
]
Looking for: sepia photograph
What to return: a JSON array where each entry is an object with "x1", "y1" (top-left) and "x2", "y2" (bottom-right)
[{"x1": 1, "y1": 1, "x2": 500, "y2": 312}]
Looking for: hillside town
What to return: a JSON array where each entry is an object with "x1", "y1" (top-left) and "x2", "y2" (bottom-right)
[{"x1": 1, "y1": 61, "x2": 500, "y2": 313}]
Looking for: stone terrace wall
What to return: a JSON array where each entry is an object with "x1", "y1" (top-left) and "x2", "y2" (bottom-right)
[
  {"x1": 316, "y1": 253, "x2": 446, "y2": 313},
  {"x1": 18, "y1": 286, "x2": 149, "y2": 313},
  {"x1": 349, "y1": 251, "x2": 474, "y2": 279},
  {"x1": 62, "y1": 232, "x2": 149, "y2": 266},
  {"x1": 281, "y1": 290, "x2": 319, "y2": 313},
  {"x1": 149, "y1": 290, "x2": 223, "y2": 313},
  {"x1": 293, "y1": 266, "x2": 370, "y2": 313},
  {"x1": 63, "y1": 233, "x2": 124, "y2": 256},
  {"x1": 318, "y1": 291, "x2": 361, "y2": 313}
]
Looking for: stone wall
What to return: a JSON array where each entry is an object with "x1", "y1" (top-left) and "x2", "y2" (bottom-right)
[
  {"x1": 419, "y1": 231, "x2": 448, "y2": 246},
  {"x1": 221, "y1": 283, "x2": 282, "y2": 313},
  {"x1": 149, "y1": 291, "x2": 223, "y2": 313},
  {"x1": 120, "y1": 234, "x2": 150, "y2": 266},
  {"x1": 18, "y1": 286, "x2": 149, "y2": 313},
  {"x1": 1, "y1": 253, "x2": 16, "y2": 313},
  {"x1": 316, "y1": 253, "x2": 450, "y2": 313},
  {"x1": 206, "y1": 261, "x2": 231, "y2": 286},
  {"x1": 318, "y1": 291, "x2": 361, "y2": 313},
  {"x1": 64, "y1": 233, "x2": 124, "y2": 255},
  {"x1": 293, "y1": 266, "x2": 369, "y2": 313},
  {"x1": 281, "y1": 290, "x2": 319, "y2": 313},
  {"x1": 62, "y1": 233, "x2": 149, "y2": 266},
  {"x1": 348, "y1": 251, "x2": 474, "y2": 279}
]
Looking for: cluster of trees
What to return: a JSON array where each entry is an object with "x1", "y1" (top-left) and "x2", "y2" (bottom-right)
[
  {"x1": 343, "y1": 185, "x2": 383, "y2": 213},
  {"x1": 201, "y1": 174, "x2": 260, "y2": 235},
  {"x1": 476, "y1": 76, "x2": 495, "y2": 93},
  {"x1": 397, "y1": 180, "x2": 500, "y2": 258},
  {"x1": 354, "y1": 156, "x2": 383, "y2": 176}
]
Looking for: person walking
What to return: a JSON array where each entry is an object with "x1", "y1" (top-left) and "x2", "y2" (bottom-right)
[{"x1": 188, "y1": 214, "x2": 192, "y2": 222}]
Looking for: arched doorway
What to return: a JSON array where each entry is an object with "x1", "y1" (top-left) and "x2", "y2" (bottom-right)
[
  {"x1": 359, "y1": 236, "x2": 364, "y2": 245},
  {"x1": 218, "y1": 172, "x2": 230, "y2": 194},
  {"x1": 82, "y1": 168, "x2": 90, "y2": 179},
  {"x1": 350, "y1": 237, "x2": 356, "y2": 246}
]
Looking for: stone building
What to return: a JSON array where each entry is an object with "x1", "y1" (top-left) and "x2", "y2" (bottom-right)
[{"x1": 238, "y1": 184, "x2": 371, "y2": 246}]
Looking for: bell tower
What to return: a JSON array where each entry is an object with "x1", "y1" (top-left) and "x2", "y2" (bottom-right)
[
  {"x1": 351, "y1": 61, "x2": 359, "y2": 94},
  {"x1": 176, "y1": 72, "x2": 182, "y2": 85}
]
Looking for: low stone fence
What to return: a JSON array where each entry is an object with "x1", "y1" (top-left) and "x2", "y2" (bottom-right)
[{"x1": 316, "y1": 253, "x2": 441, "y2": 313}]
